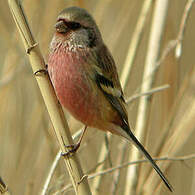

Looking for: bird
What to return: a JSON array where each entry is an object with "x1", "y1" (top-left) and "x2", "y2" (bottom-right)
[{"x1": 47, "y1": 6, "x2": 173, "y2": 192}]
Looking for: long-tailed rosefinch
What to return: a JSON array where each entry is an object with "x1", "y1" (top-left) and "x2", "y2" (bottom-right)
[{"x1": 48, "y1": 7, "x2": 172, "y2": 191}]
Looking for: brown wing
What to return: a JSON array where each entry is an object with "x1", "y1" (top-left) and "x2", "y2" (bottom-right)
[
  {"x1": 95, "y1": 44, "x2": 125, "y2": 100},
  {"x1": 89, "y1": 44, "x2": 128, "y2": 126}
]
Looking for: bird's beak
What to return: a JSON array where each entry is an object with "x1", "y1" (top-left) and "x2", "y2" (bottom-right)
[{"x1": 55, "y1": 20, "x2": 68, "y2": 33}]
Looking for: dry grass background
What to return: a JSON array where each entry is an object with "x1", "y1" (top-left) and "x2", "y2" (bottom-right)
[{"x1": 0, "y1": 0, "x2": 195, "y2": 194}]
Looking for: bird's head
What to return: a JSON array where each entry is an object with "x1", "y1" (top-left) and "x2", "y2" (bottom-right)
[{"x1": 53, "y1": 7, "x2": 102, "y2": 49}]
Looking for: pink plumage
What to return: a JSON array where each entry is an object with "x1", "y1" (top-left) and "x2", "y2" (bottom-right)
[{"x1": 48, "y1": 40, "x2": 120, "y2": 132}]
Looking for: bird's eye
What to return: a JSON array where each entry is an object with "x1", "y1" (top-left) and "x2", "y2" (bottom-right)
[{"x1": 68, "y1": 22, "x2": 81, "y2": 30}]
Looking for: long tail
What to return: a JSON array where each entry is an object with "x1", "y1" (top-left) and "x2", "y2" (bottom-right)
[{"x1": 123, "y1": 124, "x2": 173, "y2": 192}]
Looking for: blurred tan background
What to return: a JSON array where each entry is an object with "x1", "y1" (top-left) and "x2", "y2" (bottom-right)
[{"x1": 0, "y1": 0, "x2": 195, "y2": 194}]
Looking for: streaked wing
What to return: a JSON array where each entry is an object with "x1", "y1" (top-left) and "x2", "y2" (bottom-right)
[{"x1": 89, "y1": 44, "x2": 128, "y2": 125}]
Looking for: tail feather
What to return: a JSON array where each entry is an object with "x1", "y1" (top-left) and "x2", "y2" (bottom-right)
[{"x1": 122, "y1": 124, "x2": 173, "y2": 192}]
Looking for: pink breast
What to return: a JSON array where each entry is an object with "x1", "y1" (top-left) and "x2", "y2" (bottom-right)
[{"x1": 48, "y1": 50, "x2": 98, "y2": 125}]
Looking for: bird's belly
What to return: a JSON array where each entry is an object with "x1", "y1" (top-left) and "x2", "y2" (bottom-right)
[
  {"x1": 59, "y1": 76, "x2": 94, "y2": 123},
  {"x1": 49, "y1": 60, "x2": 98, "y2": 125}
]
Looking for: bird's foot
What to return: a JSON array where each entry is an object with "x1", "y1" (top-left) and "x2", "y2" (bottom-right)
[
  {"x1": 61, "y1": 126, "x2": 87, "y2": 157},
  {"x1": 61, "y1": 142, "x2": 81, "y2": 157}
]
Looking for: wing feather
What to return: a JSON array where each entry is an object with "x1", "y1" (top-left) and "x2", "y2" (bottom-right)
[{"x1": 89, "y1": 44, "x2": 128, "y2": 125}]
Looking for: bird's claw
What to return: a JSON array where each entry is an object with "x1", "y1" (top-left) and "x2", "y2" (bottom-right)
[{"x1": 61, "y1": 143, "x2": 80, "y2": 157}]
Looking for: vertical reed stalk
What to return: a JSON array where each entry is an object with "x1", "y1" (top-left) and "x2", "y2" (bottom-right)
[
  {"x1": 125, "y1": 0, "x2": 169, "y2": 194},
  {"x1": 7, "y1": 0, "x2": 91, "y2": 194}
]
